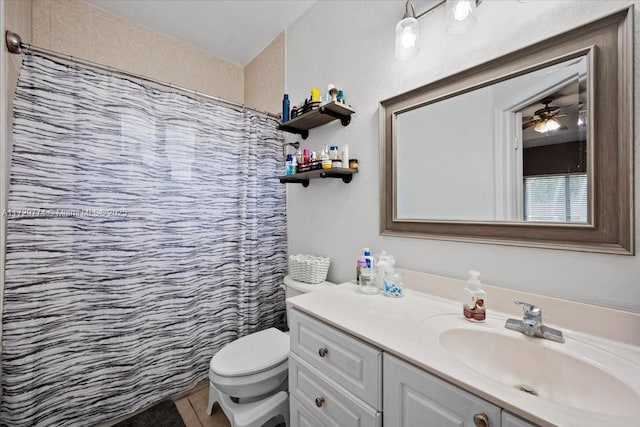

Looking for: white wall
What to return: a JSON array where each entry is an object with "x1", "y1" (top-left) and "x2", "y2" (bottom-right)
[
  {"x1": 396, "y1": 85, "x2": 495, "y2": 220},
  {"x1": 286, "y1": 0, "x2": 640, "y2": 312}
]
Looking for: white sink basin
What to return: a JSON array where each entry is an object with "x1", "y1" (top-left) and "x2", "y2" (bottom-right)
[{"x1": 421, "y1": 314, "x2": 640, "y2": 418}]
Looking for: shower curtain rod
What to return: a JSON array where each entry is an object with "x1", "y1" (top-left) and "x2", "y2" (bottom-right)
[{"x1": 4, "y1": 31, "x2": 280, "y2": 120}]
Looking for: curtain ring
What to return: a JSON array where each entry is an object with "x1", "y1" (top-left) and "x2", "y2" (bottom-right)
[{"x1": 68, "y1": 54, "x2": 77, "y2": 70}]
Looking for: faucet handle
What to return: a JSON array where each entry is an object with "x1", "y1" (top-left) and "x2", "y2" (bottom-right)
[{"x1": 514, "y1": 301, "x2": 541, "y2": 318}]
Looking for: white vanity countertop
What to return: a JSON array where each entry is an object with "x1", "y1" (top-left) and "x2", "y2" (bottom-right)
[{"x1": 287, "y1": 280, "x2": 640, "y2": 427}]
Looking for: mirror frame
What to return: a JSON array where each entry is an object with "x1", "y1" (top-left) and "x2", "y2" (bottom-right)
[{"x1": 380, "y1": 7, "x2": 633, "y2": 255}]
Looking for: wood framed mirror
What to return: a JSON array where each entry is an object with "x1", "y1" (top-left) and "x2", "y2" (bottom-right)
[{"x1": 380, "y1": 7, "x2": 633, "y2": 254}]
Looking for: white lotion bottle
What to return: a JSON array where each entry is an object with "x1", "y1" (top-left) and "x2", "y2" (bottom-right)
[
  {"x1": 463, "y1": 270, "x2": 486, "y2": 322},
  {"x1": 341, "y1": 144, "x2": 349, "y2": 170}
]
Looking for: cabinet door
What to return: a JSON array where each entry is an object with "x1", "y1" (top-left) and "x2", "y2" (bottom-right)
[
  {"x1": 384, "y1": 353, "x2": 501, "y2": 427},
  {"x1": 290, "y1": 309, "x2": 382, "y2": 410},
  {"x1": 502, "y1": 411, "x2": 539, "y2": 427}
]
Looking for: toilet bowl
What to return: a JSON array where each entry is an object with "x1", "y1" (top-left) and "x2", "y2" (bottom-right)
[
  {"x1": 209, "y1": 327, "x2": 289, "y2": 400},
  {"x1": 206, "y1": 275, "x2": 335, "y2": 426}
]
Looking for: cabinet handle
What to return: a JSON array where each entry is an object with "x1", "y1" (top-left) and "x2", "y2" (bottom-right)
[
  {"x1": 473, "y1": 413, "x2": 490, "y2": 427},
  {"x1": 318, "y1": 347, "x2": 328, "y2": 357},
  {"x1": 315, "y1": 397, "x2": 325, "y2": 408}
]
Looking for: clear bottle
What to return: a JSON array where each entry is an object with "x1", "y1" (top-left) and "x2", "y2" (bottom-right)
[
  {"x1": 374, "y1": 251, "x2": 395, "y2": 290},
  {"x1": 463, "y1": 270, "x2": 486, "y2": 322},
  {"x1": 359, "y1": 267, "x2": 378, "y2": 295},
  {"x1": 329, "y1": 145, "x2": 340, "y2": 160},
  {"x1": 321, "y1": 149, "x2": 332, "y2": 170}
]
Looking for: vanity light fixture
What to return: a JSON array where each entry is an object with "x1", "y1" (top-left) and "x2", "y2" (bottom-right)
[
  {"x1": 395, "y1": 0, "x2": 480, "y2": 60},
  {"x1": 446, "y1": 0, "x2": 477, "y2": 35}
]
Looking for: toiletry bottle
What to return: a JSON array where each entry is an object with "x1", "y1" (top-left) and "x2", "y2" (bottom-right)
[
  {"x1": 330, "y1": 87, "x2": 339, "y2": 103},
  {"x1": 282, "y1": 94, "x2": 290, "y2": 123},
  {"x1": 285, "y1": 154, "x2": 293, "y2": 175},
  {"x1": 321, "y1": 149, "x2": 332, "y2": 169},
  {"x1": 311, "y1": 87, "x2": 320, "y2": 104},
  {"x1": 326, "y1": 84, "x2": 335, "y2": 104},
  {"x1": 356, "y1": 257, "x2": 367, "y2": 283},
  {"x1": 363, "y1": 248, "x2": 372, "y2": 268},
  {"x1": 290, "y1": 154, "x2": 298, "y2": 174},
  {"x1": 341, "y1": 144, "x2": 349, "y2": 170},
  {"x1": 375, "y1": 251, "x2": 395, "y2": 290},
  {"x1": 337, "y1": 90, "x2": 345, "y2": 103},
  {"x1": 463, "y1": 270, "x2": 486, "y2": 322}
]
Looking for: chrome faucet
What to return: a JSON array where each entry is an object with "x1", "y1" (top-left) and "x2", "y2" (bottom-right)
[{"x1": 504, "y1": 301, "x2": 565, "y2": 343}]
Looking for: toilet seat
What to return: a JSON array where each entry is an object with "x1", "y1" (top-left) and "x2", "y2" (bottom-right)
[{"x1": 210, "y1": 328, "x2": 289, "y2": 377}]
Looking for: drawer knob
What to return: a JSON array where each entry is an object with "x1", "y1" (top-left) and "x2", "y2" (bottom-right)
[
  {"x1": 473, "y1": 413, "x2": 490, "y2": 427},
  {"x1": 318, "y1": 347, "x2": 328, "y2": 357},
  {"x1": 315, "y1": 397, "x2": 325, "y2": 408}
]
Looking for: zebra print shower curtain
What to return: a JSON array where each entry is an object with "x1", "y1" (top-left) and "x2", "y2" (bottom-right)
[{"x1": 1, "y1": 55, "x2": 287, "y2": 426}]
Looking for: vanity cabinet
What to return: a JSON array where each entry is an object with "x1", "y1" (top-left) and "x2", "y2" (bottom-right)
[
  {"x1": 289, "y1": 308, "x2": 382, "y2": 427},
  {"x1": 502, "y1": 411, "x2": 538, "y2": 427},
  {"x1": 289, "y1": 308, "x2": 541, "y2": 427},
  {"x1": 384, "y1": 352, "x2": 502, "y2": 427}
]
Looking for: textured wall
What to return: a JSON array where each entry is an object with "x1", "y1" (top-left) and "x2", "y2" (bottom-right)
[
  {"x1": 31, "y1": 0, "x2": 244, "y2": 103},
  {"x1": 1, "y1": 0, "x2": 33, "y2": 376},
  {"x1": 286, "y1": 0, "x2": 640, "y2": 312},
  {"x1": 244, "y1": 32, "x2": 285, "y2": 115}
]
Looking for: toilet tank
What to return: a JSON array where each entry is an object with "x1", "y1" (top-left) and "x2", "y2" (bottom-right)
[{"x1": 283, "y1": 275, "x2": 335, "y2": 324}]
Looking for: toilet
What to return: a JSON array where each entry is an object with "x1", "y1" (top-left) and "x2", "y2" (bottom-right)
[{"x1": 206, "y1": 275, "x2": 335, "y2": 427}]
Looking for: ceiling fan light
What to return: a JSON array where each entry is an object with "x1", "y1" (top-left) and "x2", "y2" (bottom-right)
[
  {"x1": 395, "y1": 16, "x2": 419, "y2": 60},
  {"x1": 534, "y1": 118, "x2": 562, "y2": 133},
  {"x1": 446, "y1": 0, "x2": 477, "y2": 35}
]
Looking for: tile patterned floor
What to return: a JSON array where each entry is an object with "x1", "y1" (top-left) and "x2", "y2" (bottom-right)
[{"x1": 174, "y1": 386, "x2": 231, "y2": 427}]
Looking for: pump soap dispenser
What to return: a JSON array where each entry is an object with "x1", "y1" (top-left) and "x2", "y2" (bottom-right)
[{"x1": 463, "y1": 270, "x2": 486, "y2": 322}]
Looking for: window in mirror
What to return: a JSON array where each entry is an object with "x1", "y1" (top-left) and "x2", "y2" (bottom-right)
[{"x1": 523, "y1": 173, "x2": 587, "y2": 222}]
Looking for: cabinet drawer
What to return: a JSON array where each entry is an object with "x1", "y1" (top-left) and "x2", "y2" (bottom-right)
[
  {"x1": 289, "y1": 309, "x2": 382, "y2": 409},
  {"x1": 290, "y1": 395, "x2": 325, "y2": 427},
  {"x1": 289, "y1": 352, "x2": 382, "y2": 427},
  {"x1": 503, "y1": 411, "x2": 540, "y2": 427},
  {"x1": 384, "y1": 353, "x2": 501, "y2": 427}
]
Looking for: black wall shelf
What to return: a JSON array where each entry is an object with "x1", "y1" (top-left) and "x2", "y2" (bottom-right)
[
  {"x1": 279, "y1": 168, "x2": 357, "y2": 187},
  {"x1": 278, "y1": 102, "x2": 355, "y2": 139}
]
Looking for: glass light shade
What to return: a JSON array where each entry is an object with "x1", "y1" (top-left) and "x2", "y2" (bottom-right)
[
  {"x1": 446, "y1": 0, "x2": 477, "y2": 35},
  {"x1": 395, "y1": 17, "x2": 419, "y2": 60},
  {"x1": 534, "y1": 118, "x2": 562, "y2": 133}
]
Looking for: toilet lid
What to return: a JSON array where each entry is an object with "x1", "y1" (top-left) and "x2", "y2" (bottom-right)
[{"x1": 210, "y1": 328, "x2": 289, "y2": 377}]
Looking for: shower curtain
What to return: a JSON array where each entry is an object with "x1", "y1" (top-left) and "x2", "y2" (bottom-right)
[{"x1": 1, "y1": 55, "x2": 287, "y2": 427}]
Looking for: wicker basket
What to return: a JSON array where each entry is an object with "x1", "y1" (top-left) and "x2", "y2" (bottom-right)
[{"x1": 289, "y1": 254, "x2": 330, "y2": 284}]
